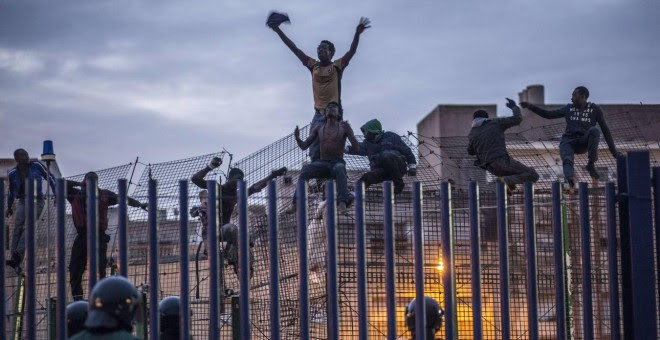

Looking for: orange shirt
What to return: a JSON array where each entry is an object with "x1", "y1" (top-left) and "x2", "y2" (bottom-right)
[{"x1": 304, "y1": 57, "x2": 347, "y2": 111}]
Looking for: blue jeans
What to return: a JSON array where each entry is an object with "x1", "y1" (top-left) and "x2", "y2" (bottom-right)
[
  {"x1": 294, "y1": 160, "x2": 351, "y2": 205},
  {"x1": 11, "y1": 198, "x2": 45, "y2": 262},
  {"x1": 308, "y1": 111, "x2": 326, "y2": 162}
]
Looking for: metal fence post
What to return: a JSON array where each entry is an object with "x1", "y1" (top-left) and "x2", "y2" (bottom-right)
[
  {"x1": 25, "y1": 178, "x2": 36, "y2": 340},
  {"x1": 297, "y1": 179, "x2": 310, "y2": 340},
  {"x1": 384, "y1": 181, "x2": 397, "y2": 340},
  {"x1": 148, "y1": 179, "x2": 160, "y2": 340},
  {"x1": 238, "y1": 180, "x2": 251, "y2": 339},
  {"x1": 496, "y1": 181, "x2": 510, "y2": 340},
  {"x1": 326, "y1": 180, "x2": 339, "y2": 340},
  {"x1": 652, "y1": 167, "x2": 660, "y2": 306},
  {"x1": 413, "y1": 182, "x2": 426, "y2": 340},
  {"x1": 441, "y1": 181, "x2": 456, "y2": 340},
  {"x1": 207, "y1": 180, "x2": 220, "y2": 340},
  {"x1": 86, "y1": 175, "x2": 99, "y2": 296},
  {"x1": 552, "y1": 182, "x2": 567, "y2": 340},
  {"x1": 0, "y1": 180, "x2": 5, "y2": 339},
  {"x1": 56, "y1": 179, "x2": 67, "y2": 340},
  {"x1": 354, "y1": 180, "x2": 368, "y2": 340},
  {"x1": 524, "y1": 181, "x2": 538, "y2": 340},
  {"x1": 616, "y1": 155, "x2": 633, "y2": 339},
  {"x1": 268, "y1": 180, "x2": 281, "y2": 340},
  {"x1": 626, "y1": 152, "x2": 657, "y2": 340},
  {"x1": 118, "y1": 179, "x2": 129, "y2": 278},
  {"x1": 605, "y1": 183, "x2": 621, "y2": 340},
  {"x1": 468, "y1": 182, "x2": 482, "y2": 340},
  {"x1": 579, "y1": 182, "x2": 594, "y2": 340},
  {"x1": 178, "y1": 180, "x2": 191, "y2": 340}
]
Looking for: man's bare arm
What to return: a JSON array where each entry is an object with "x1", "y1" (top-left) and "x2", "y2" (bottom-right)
[
  {"x1": 271, "y1": 26, "x2": 312, "y2": 66},
  {"x1": 343, "y1": 121, "x2": 360, "y2": 153},
  {"x1": 340, "y1": 17, "x2": 370, "y2": 66},
  {"x1": 294, "y1": 125, "x2": 317, "y2": 150}
]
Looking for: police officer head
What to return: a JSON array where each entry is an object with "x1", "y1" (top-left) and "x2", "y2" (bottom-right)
[
  {"x1": 66, "y1": 300, "x2": 89, "y2": 337},
  {"x1": 159, "y1": 296, "x2": 182, "y2": 338},
  {"x1": 85, "y1": 276, "x2": 139, "y2": 333},
  {"x1": 405, "y1": 297, "x2": 444, "y2": 340}
]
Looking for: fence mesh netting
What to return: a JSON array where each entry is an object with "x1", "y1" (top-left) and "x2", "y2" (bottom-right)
[{"x1": 3, "y1": 110, "x2": 660, "y2": 339}]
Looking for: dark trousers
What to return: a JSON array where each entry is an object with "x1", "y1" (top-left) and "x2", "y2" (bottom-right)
[
  {"x1": 293, "y1": 160, "x2": 351, "y2": 205},
  {"x1": 559, "y1": 127, "x2": 600, "y2": 180},
  {"x1": 70, "y1": 231, "x2": 110, "y2": 300},
  {"x1": 486, "y1": 155, "x2": 539, "y2": 186},
  {"x1": 360, "y1": 151, "x2": 407, "y2": 194}
]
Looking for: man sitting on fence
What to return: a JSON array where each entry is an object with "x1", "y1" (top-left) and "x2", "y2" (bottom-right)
[
  {"x1": 191, "y1": 157, "x2": 287, "y2": 276},
  {"x1": 468, "y1": 98, "x2": 539, "y2": 192},
  {"x1": 293, "y1": 101, "x2": 359, "y2": 212},
  {"x1": 521, "y1": 86, "x2": 620, "y2": 190},
  {"x1": 347, "y1": 119, "x2": 417, "y2": 194},
  {"x1": 66, "y1": 172, "x2": 147, "y2": 301}
]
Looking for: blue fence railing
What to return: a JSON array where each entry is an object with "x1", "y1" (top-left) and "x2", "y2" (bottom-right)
[{"x1": 1, "y1": 151, "x2": 659, "y2": 339}]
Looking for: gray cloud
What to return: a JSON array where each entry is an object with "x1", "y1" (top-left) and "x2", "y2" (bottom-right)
[{"x1": 1, "y1": 0, "x2": 659, "y2": 175}]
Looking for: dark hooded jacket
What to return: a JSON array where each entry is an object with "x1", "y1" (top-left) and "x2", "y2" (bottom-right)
[
  {"x1": 467, "y1": 107, "x2": 522, "y2": 167},
  {"x1": 349, "y1": 119, "x2": 417, "y2": 169}
]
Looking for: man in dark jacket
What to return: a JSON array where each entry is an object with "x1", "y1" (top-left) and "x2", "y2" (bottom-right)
[
  {"x1": 66, "y1": 172, "x2": 147, "y2": 301},
  {"x1": 191, "y1": 157, "x2": 286, "y2": 275},
  {"x1": 521, "y1": 86, "x2": 620, "y2": 189},
  {"x1": 468, "y1": 98, "x2": 539, "y2": 191},
  {"x1": 347, "y1": 119, "x2": 417, "y2": 194},
  {"x1": 5, "y1": 148, "x2": 56, "y2": 270}
]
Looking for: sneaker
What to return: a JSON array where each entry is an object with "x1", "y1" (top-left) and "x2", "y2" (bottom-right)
[
  {"x1": 585, "y1": 162, "x2": 600, "y2": 180},
  {"x1": 563, "y1": 178, "x2": 576, "y2": 194}
]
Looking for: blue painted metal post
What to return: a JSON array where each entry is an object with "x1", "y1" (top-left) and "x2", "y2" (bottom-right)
[
  {"x1": 326, "y1": 181, "x2": 339, "y2": 340},
  {"x1": 118, "y1": 179, "x2": 129, "y2": 278},
  {"x1": 0, "y1": 181, "x2": 5, "y2": 339},
  {"x1": 412, "y1": 182, "x2": 426, "y2": 340},
  {"x1": 524, "y1": 181, "x2": 539, "y2": 340},
  {"x1": 207, "y1": 180, "x2": 220, "y2": 340},
  {"x1": 606, "y1": 183, "x2": 621, "y2": 340},
  {"x1": 354, "y1": 181, "x2": 368, "y2": 340},
  {"x1": 238, "y1": 180, "x2": 251, "y2": 339},
  {"x1": 25, "y1": 178, "x2": 37, "y2": 340},
  {"x1": 579, "y1": 182, "x2": 594, "y2": 340},
  {"x1": 148, "y1": 179, "x2": 160, "y2": 340},
  {"x1": 440, "y1": 181, "x2": 456, "y2": 340},
  {"x1": 626, "y1": 152, "x2": 658, "y2": 340},
  {"x1": 268, "y1": 180, "x2": 281, "y2": 340},
  {"x1": 383, "y1": 181, "x2": 397, "y2": 340},
  {"x1": 653, "y1": 167, "x2": 660, "y2": 308},
  {"x1": 496, "y1": 181, "x2": 510, "y2": 340},
  {"x1": 86, "y1": 175, "x2": 99, "y2": 297},
  {"x1": 551, "y1": 182, "x2": 567, "y2": 340},
  {"x1": 179, "y1": 180, "x2": 191, "y2": 340},
  {"x1": 56, "y1": 179, "x2": 67, "y2": 340},
  {"x1": 468, "y1": 182, "x2": 482, "y2": 340},
  {"x1": 296, "y1": 179, "x2": 310, "y2": 340},
  {"x1": 616, "y1": 155, "x2": 633, "y2": 339}
]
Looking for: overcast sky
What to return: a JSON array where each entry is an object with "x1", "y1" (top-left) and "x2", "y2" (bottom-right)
[{"x1": 1, "y1": 0, "x2": 659, "y2": 176}]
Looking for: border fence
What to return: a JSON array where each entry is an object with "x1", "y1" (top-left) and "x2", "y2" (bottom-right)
[{"x1": 2, "y1": 129, "x2": 659, "y2": 339}]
